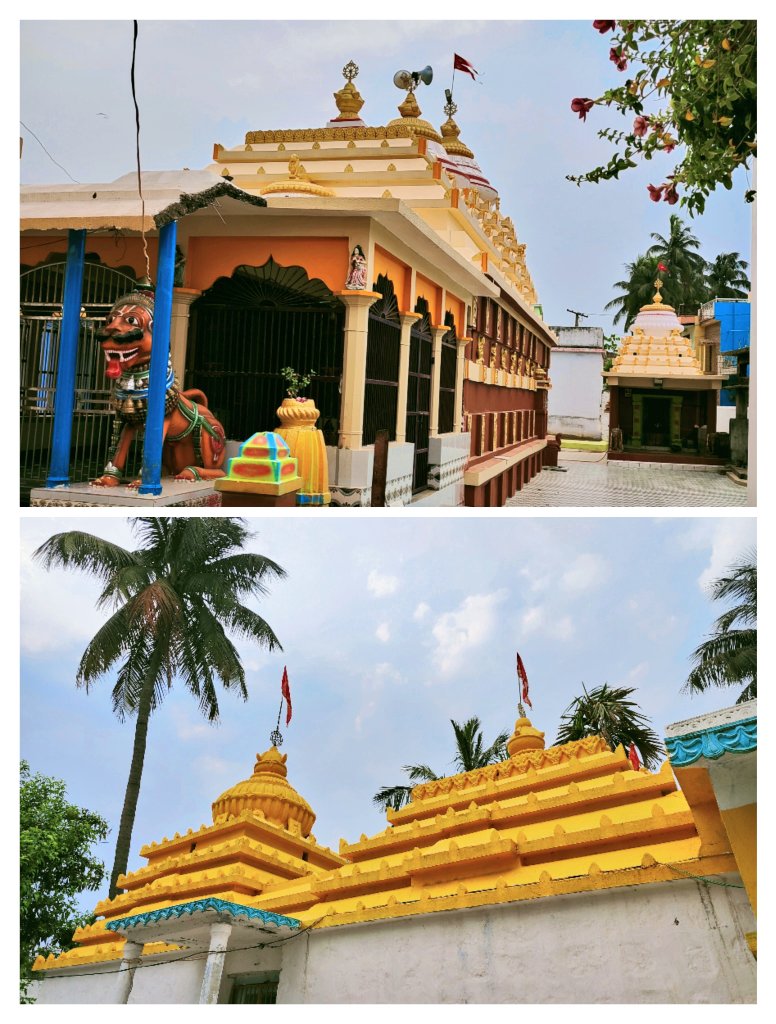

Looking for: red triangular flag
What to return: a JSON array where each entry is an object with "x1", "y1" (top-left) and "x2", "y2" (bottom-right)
[
  {"x1": 281, "y1": 666, "x2": 292, "y2": 726},
  {"x1": 453, "y1": 53, "x2": 479, "y2": 81},
  {"x1": 628, "y1": 742, "x2": 641, "y2": 771},
  {"x1": 516, "y1": 652, "x2": 532, "y2": 709},
  {"x1": 657, "y1": 262, "x2": 669, "y2": 273}
]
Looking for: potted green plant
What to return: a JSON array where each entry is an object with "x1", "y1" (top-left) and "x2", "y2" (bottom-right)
[{"x1": 280, "y1": 366, "x2": 316, "y2": 401}]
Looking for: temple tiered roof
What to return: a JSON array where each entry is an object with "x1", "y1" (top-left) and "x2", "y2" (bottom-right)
[
  {"x1": 35, "y1": 710, "x2": 739, "y2": 973},
  {"x1": 209, "y1": 61, "x2": 538, "y2": 308},
  {"x1": 605, "y1": 281, "x2": 727, "y2": 385}
]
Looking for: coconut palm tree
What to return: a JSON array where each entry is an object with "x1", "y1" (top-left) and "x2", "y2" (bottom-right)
[
  {"x1": 373, "y1": 717, "x2": 509, "y2": 813},
  {"x1": 604, "y1": 254, "x2": 660, "y2": 330},
  {"x1": 704, "y1": 252, "x2": 751, "y2": 300},
  {"x1": 34, "y1": 517, "x2": 285, "y2": 899},
  {"x1": 646, "y1": 214, "x2": 708, "y2": 314},
  {"x1": 684, "y1": 551, "x2": 756, "y2": 704},
  {"x1": 555, "y1": 684, "x2": 663, "y2": 770}
]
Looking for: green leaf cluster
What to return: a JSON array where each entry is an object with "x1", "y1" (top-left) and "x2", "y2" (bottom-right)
[
  {"x1": 373, "y1": 717, "x2": 509, "y2": 812},
  {"x1": 555, "y1": 684, "x2": 663, "y2": 770},
  {"x1": 20, "y1": 761, "x2": 108, "y2": 999},
  {"x1": 684, "y1": 551, "x2": 756, "y2": 703},
  {"x1": 33, "y1": 517, "x2": 285, "y2": 900},
  {"x1": 605, "y1": 214, "x2": 749, "y2": 328},
  {"x1": 568, "y1": 20, "x2": 756, "y2": 213}
]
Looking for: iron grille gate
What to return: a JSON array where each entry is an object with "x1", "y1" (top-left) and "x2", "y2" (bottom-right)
[
  {"x1": 363, "y1": 276, "x2": 401, "y2": 446},
  {"x1": 19, "y1": 260, "x2": 139, "y2": 504},
  {"x1": 186, "y1": 305, "x2": 344, "y2": 446},
  {"x1": 438, "y1": 319, "x2": 458, "y2": 434},
  {"x1": 186, "y1": 261, "x2": 345, "y2": 447},
  {"x1": 406, "y1": 307, "x2": 432, "y2": 493}
]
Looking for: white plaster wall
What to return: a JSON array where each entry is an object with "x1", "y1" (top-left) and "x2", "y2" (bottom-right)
[
  {"x1": 548, "y1": 350, "x2": 604, "y2": 437},
  {"x1": 32, "y1": 966, "x2": 124, "y2": 1004},
  {"x1": 277, "y1": 880, "x2": 755, "y2": 1004},
  {"x1": 717, "y1": 406, "x2": 735, "y2": 432},
  {"x1": 34, "y1": 946, "x2": 284, "y2": 1005}
]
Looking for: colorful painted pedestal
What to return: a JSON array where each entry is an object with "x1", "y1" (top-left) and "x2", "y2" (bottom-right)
[{"x1": 215, "y1": 432, "x2": 303, "y2": 507}]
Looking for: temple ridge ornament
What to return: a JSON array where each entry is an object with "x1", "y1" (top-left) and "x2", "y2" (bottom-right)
[
  {"x1": 332, "y1": 60, "x2": 365, "y2": 122},
  {"x1": 345, "y1": 245, "x2": 368, "y2": 290},
  {"x1": 91, "y1": 290, "x2": 226, "y2": 488}
]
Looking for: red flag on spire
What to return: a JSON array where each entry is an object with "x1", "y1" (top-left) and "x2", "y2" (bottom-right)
[
  {"x1": 453, "y1": 54, "x2": 480, "y2": 81},
  {"x1": 657, "y1": 262, "x2": 669, "y2": 273},
  {"x1": 628, "y1": 742, "x2": 641, "y2": 771},
  {"x1": 516, "y1": 652, "x2": 532, "y2": 709},
  {"x1": 281, "y1": 666, "x2": 292, "y2": 726}
]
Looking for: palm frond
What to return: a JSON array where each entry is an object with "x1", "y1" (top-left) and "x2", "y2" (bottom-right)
[
  {"x1": 372, "y1": 786, "x2": 414, "y2": 812},
  {"x1": 33, "y1": 532, "x2": 136, "y2": 583}
]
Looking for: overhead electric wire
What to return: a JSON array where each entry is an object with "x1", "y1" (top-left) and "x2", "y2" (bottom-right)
[
  {"x1": 20, "y1": 120, "x2": 80, "y2": 184},
  {"x1": 130, "y1": 20, "x2": 150, "y2": 282}
]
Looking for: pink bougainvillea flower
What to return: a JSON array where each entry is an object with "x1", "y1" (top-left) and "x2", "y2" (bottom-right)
[
  {"x1": 648, "y1": 184, "x2": 664, "y2": 202},
  {"x1": 593, "y1": 20, "x2": 616, "y2": 32},
  {"x1": 609, "y1": 47, "x2": 628, "y2": 71},
  {"x1": 664, "y1": 184, "x2": 679, "y2": 205},
  {"x1": 571, "y1": 97, "x2": 595, "y2": 121},
  {"x1": 633, "y1": 116, "x2": 648, "y2": 137}
]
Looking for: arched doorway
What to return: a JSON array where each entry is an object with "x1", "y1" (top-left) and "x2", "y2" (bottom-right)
[{"x1": 187, "y1": 258, "x2": 345, "y2": 445}]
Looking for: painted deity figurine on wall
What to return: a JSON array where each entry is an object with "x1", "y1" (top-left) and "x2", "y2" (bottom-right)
[
  {"x1": 92, "y1": 289, "x2": 226, "y2": 487},
  {"x1": 345, "y1": 245, "x2": 368, "y2": 290}
]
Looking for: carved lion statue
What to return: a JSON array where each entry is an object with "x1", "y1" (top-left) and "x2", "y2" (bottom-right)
[{"x1": 92, "y1": 289, "x2": 226, "y2": 487}]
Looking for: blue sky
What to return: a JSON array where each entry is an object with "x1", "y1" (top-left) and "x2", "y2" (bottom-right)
[
  {"x1": 20, "y1": 514, "x2": 755, "y2": 909},
  {"x1": 19, "y1": 13, "x2": 753, "y2": 334}
]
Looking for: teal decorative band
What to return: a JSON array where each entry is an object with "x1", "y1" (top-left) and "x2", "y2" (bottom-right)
[
  {"x1": 665, "y1": 717, "x2": 757, "y2": 767},
  {"x1": 108, "y1": 897, "x2": 300, "y2": 932}
]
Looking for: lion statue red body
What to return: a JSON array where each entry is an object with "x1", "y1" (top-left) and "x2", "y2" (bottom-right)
[{"x1": 92, "y1": 289, "x2": 226, "y2": 487}]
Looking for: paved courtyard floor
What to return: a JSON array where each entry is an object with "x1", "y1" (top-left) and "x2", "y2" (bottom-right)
[{"x1": 506, "y1": 452, "x2": 749, "y2": 507}]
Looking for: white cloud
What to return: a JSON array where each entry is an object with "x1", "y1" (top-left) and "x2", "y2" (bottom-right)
[
  {"x1": 556, "y1": 616, "x2": 576, "y2": 641},
  {"x1": 413, "y1": 602, "x2": 430, "y2": 621},
  {"x1": 674, "y1": 520, "x2": 755, "y2": 592},
  {"x1": 431, "y1": 590, "x2": 508, "y2": 676},
  {"x1": 375, "y1": 622, "x2": 391, "y2": 643},
  {"x1": 520, "y1": 606, "x2": 545, "y2": 635},
  {"x1": 367, "y1": 569, "x2": 399, "y2": 598},
  {"x1": 559, "y1": 553, "x2": 610, "y2": 593}
]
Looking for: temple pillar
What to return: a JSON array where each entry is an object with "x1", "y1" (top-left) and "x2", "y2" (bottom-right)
[
  {"x1": 116, "y1": 940, "x2": 143, "y2": 1004},
  {"x1": 631, "y1": 393, "x2": 643, "y2": 447},
  {"x1": 429, "y1": 325, "x2": 447, "y2": 438},
  {"x1": 335, "y1": 290, "x2": 379, "y2": 449},
  {"x1": 395, "y1": 311, "x2": 421, "y2": 443},
  {"x1": 139, "y1": 219, "x2": 177, "y2": 495},
  {"x1": 453, "y1": 337, "x2": 470, "y2": 434},
  {"x1": 46, "y1": 228, "x2": 85, "y2": 487},
  {"x1": 170, "y1": 288, "x2": 201, "y2": 385},
  {"x1": 670, "y1": 395, "x2": 683, "y2": 448},
  {"x1": 198, "y1": 921, "x2": 233, "y2": 1004}
]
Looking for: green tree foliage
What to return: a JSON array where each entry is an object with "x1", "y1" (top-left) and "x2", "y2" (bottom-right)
[
  {"x1": 684, "y1": 552, "x2": 756, "y2": 704},
  {"x1": 646, "y1": 214, "x2": 708, "y2": 312},
  {"x1": 605, "y1": 254, "x2": 661, "y2": 329},
  {"x1": 705, "y1": 252, "x2": 751, "y2": 299},
  {"x1": 20, "y1": 761, "x2": 108, "y2": 998},
  {"x1": 373, "y1": 717, "x2": 509, "y2": 812},
  {"x1": 568, "y1": 20, "x2": 756, "y2": 214},
  {"x1": 34, "y1": 517, "x2": 285, "y2": 899},
  {"x1": 555, "y1": 684, "x2": 663, "y2": 770},
  {"x1": 606, "y1": 217, "x2": 752, "y2": 330}
]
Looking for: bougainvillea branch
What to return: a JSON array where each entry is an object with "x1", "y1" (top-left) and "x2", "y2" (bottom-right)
[{"x1": 568, "y1": 20, "x2": 756, "y2": 215}]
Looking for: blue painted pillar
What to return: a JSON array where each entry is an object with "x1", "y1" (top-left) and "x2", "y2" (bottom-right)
[
  {"x1": 46, "y1": 229, "x2": 86, "y2": 487},
  {"x1": 139, "y1": 219, "x2": 177, "y2": 495}
]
